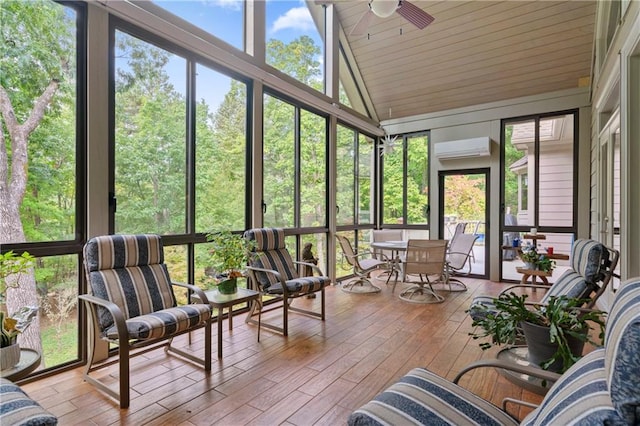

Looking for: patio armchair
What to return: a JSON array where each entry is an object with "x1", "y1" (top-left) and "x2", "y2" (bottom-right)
[
  {"x1": 398, "y1": 239, "x2": 448, "y2": 304},
  {"x1": 243, "y1": 228, "x2": 331, "y2": 336},
  {"x1": 349, "y1": 276, "x2": 640, "y2": 425},
  {"x1": 79, "y1": 234, "x2": 212, "y2": 408},
  {"x1": 336, "y1": 234, "x2": 387, "y2": 293},
  {"x1": 469, "y1": 239, "x2": 619, "y2": 322}
]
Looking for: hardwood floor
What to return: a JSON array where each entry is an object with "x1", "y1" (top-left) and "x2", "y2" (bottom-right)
[{"x1": 21, "y1": 275, "x2": 545, "y2": 425}]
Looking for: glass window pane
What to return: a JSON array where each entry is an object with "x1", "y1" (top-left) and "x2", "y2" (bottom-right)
[
  {"x1": 336, "y1": 125, "x2": 355, "y2": 225},
  {"x1": 301, "y1": 233, "x2": 327, "y2": 276},
  {"x1": 300, "y1": 110, "x2": 326, "y2": 228},
  {"x1": 383, "y1": 139, "x2": 404, "y2": 224},
  {"x1": 195, "y1": 64, "x2": 247, "y2": 232},
  {"x1": 263, "y1": 95, "x2": 295, "y2": 228},
  {"x1": 152, "y1": 0, "x2": 244, "y2": 51},
  {"x1": 114, "y1": 31, "x2": 187, "y2": 234},
  {"x1": 3, "y1": 0, "x2": 77, "y2": 243},
  {"x1": 38, "y1": 254, "x2": 80, "y2": 369},
  {"x1": 406, "y1": 134, "x2": 429, "y2": 225},
  {"x1": 336, "y1": 231, "x2": 355, "y2": 278},
  {"x1": 266, "y1": 1, "x2": 325, "y2": 92},
  {"x1": 358, "y1": 134, "x2": 374, "y2": 224},
  {"x1": 505, "y1": 120, "x2": 534, "y2": 227},
  {"x1": 539, "y1": 115, "x2": 574, "y2": 227}
]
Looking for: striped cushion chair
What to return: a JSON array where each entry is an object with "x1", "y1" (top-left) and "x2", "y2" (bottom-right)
[
  {"x1": 468, "y1": 239, "x2": 618, "y2": 322},
  {"x1": 349, "y1": 277, "x2": 640, "y2": 425},
  {"x1": 79, "y1": 234, "x2": 212, "y2": 409},
  {"x1": 244, "y1": 228, "x2": 331, "y2": 336}
]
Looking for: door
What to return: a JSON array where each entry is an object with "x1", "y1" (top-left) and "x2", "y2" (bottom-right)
[
  {"x1": 598, "y1": 113, "x2": 621, "y2": 292},
  {"x1": 439, "y1": 169, "x2": 489, "y2": 278}
]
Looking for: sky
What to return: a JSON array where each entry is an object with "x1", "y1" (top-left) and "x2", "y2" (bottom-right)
[{"x1": 149, "y1": 0, "x2": 324, "y2": 111}]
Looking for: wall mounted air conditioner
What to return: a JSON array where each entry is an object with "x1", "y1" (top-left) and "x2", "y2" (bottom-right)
[{"x1": 434, "y1": 137, "x2": 491, "y2": 160}]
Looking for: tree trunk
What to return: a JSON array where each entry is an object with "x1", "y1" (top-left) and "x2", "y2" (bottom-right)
[{"x1": 1, "y1": 81, "x2": 60, "y2": 360}]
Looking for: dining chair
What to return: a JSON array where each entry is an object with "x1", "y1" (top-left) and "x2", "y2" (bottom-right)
[
  {"x1": 441, "y1": 233, "x2": 478, "y2": 291},
  {"x1": 399, "y1": 239, "x2": 448, "y2": 304},
  {"x1": 336, "y1": 234, "x2": 386, "y2": 293}
]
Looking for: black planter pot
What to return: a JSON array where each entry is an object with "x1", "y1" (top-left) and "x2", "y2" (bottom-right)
[{"x1": 521, "y1": 320, "x2": 586, "y2": 372}]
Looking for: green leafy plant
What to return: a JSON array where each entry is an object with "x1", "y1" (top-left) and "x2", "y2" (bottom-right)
[
  {"x1": 468, "y1": 293, "x2": 605, "y2": 372},
  {"x1": 520, "y1": 246, "x2": 555, "y2": 272},
  {"x1": 0, "y1": 251, "x2": 35, "y2": 303},
  {"x1": 205, "y1": 231, "x2": 255, "y2": 280}
]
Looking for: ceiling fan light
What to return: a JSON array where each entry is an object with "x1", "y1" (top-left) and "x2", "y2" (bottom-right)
[{"x1": 370, "y1": 0, "x2": 399, "y2": 18}]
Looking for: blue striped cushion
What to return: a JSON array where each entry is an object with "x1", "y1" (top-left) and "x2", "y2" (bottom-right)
[
  {"x1": 105, "y1": 304, "x2": 211, "y2": 339},
  {"x1": 570, "y1": 239, "x2": 607, "y2": 283},
  {"x1": 603, "y1": 278, "x2": 640, "y2": 424},
  {"x1": 244, "y1": 228, "x2": 287, "y2": 251},
  {"x1": 540, "y1": 270, "x2": 588, "y2": 304},
  {"x1": 85, "y1": 234, "x2": 164, "y2": 271},
  {"x1": 0, "y1": 378, "x2": 57, "y2": 425},
  {"x1": 521, "y1": 349, "x2": 623, "y2": 425},
  {"x1": 245, "y1": 229, "x2": 298, "y2": 289},
  {"x1": 348, "y1": 368, "x2": 518, "y2": 426},
  {"x1": 84, "y1": 235, "x2": 178, "y2": 331},
  {"x1": 266, "y1": 276, "x2": 331, "y2": 296}
]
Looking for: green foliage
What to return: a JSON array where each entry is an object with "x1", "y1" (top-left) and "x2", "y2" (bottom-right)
[
  {"x1": 468, "y1": 293, "x2": 605, "y2": 371},
  {"x1": 0, "y1": 251, "x2": 35, "y2": 302},
  {"x1": 520, "y1": 246, "x2": 555, "y2": 272},
  {"x1": 205, "y1": 231, "x2": 255, "y2": 279}
]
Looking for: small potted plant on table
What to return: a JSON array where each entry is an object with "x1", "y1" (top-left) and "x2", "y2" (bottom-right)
[
  {"x1": 468, "y1": 292, "x2": 604, "y2": 373},
  {"x1": 205, "y1": 231, "x2": 254, "y2": 295},
  {"x1": 519, "y1": 245, "x2": 555, "y2": 273}
]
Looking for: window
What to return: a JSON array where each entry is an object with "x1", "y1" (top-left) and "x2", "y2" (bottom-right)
[
  {"x1": 382, "y1": 132, "x2": 430, "y2": 226},
  {"x1": 266, "y1": 1, "x2": 325, "y2": 93},
  {"x1": 1, "y1": 0, "x2": 84, "y2": 371},
  {"x1": 195, "y1": 65, "x2": 248, "y2": 232},
  {"x1": 152, "y1": 0, "x2": 244, "y2": 51},
  {"x1": 114, "y1": 30, "x2": 187, "y2": 235},
  {"x1": 502, "y1": 112, "x2": 578, "y2": 282},
  {"x1": 262, "y1": 93, "x2": 327, "y2": 230}
]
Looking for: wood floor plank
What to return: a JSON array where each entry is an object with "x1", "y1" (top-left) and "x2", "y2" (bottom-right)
[{"x1": 19, "y1": 277, "x2": 554, "y2": 425}]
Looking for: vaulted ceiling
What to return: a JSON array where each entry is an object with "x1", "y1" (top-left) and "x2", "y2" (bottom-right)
[{"x1": 332, "y1": 1, "x2": 596, "y2": 122}]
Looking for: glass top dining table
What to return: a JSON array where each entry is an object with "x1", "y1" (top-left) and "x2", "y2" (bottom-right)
[
  {"x1": 370, "y1": 240, "x2": 407, "y2": 251},
  {"x1": 370, "y1": 241, "x2": 406, "y2": 286}
]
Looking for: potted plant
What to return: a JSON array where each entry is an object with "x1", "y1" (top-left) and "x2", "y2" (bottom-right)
[
  {"x1": 0, "y1": 251, "x2": 38, "y2": 369},
  {"x1": 520, "y1": 245, "x2": 555, "y2": 272},
  {"x1": 468, "y1": 292, "x2": 605, "y2": 373},
  {"x1": 205, "y1": 231, "x2": 255, "y2": 295}
]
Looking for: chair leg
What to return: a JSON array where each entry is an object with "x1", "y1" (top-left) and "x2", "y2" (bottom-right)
[
  {"x1": 119, "y1": 340, "x2": 130, "y2": 409},
  {"x1": 203, "y1": 321, "x2": 212, "y2": 371}
]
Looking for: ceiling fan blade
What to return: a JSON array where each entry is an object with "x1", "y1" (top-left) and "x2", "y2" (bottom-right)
[
  {"x1": 396, "y1": 0, "x2": 435, "y2": 29},
  {"x1": 350, "y1": 10, "x2": 374, "y2": 36}
]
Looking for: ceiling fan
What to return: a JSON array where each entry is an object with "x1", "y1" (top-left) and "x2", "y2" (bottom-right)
[{"x1": 351, "y1": 0, "x2": 435, "y2": 36}]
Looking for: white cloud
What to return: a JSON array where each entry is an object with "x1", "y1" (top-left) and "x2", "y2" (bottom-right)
[
  {"x1": 271, "y1": 6, "x2": 314, "y2": 33},
  {"x1": 202, "y1": 0, "x2": 243, "y2": 12}
]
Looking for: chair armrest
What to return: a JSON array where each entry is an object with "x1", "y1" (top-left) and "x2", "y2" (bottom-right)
[
  {"x1": 452, "y1": 358, "x2": 561, "y2": 385},
  {"x1": 78, "y1": 294, "x2": 129, "y2": 342},
  {"x1": 499, "y1": 283, "x2": 552, "y2": 296},
  {"x1": 292, "y1": 260, "x2": 325, "y2": 276},
  {"x1": 171, "y1": 281, "x2": 210, "y2": 305},
  {"x1": 246, "y1": 265, "x2": 290, "y2": 296}
]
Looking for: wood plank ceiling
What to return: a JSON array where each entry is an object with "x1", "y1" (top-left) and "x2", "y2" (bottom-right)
[{"x1": 333, "y1": 1, "x2": 596, "y2": 121}]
